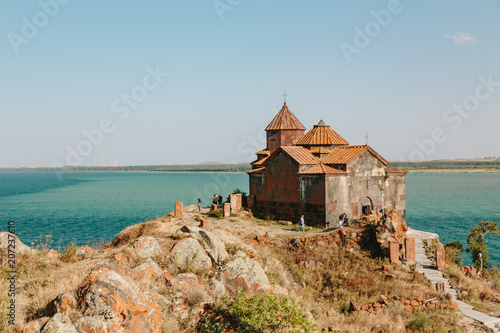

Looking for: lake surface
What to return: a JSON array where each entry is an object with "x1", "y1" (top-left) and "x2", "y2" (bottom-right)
[{"x1": 1, "y1": 172, "x2": 499, "y2": 266}]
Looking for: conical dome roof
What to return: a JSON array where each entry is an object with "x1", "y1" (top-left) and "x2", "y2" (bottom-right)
[
  {"x1": 296, "y1": 121, "x2": 349, "y2": 146},
  {"x1": 265, "y1": 103, "x2": 306, "y2": 131}
]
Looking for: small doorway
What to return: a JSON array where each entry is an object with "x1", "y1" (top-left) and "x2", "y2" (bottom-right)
[{"x1": 360, "y1": 197, "x2": 373, "y2": 216}]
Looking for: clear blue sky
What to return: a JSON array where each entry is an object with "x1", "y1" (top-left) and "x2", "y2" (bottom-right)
[{"x1": 1, "y1": 0, "x2": 499, "y2": 167}]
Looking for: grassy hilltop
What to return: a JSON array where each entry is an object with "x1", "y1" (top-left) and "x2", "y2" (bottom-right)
[{"x1": 2, "y1": 206, "x2": 500, "y2": 332}]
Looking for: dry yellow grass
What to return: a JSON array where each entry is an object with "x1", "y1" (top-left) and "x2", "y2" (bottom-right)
[{"x1": 257, "y1": 238, "x2": 475, "y2": 332}]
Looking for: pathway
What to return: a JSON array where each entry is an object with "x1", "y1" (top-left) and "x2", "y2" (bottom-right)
[{"x1": 407, "y1": 228, "x2": 500, "y2": 332}]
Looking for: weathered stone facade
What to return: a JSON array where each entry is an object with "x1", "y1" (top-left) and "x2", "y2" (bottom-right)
[{"x1": 248, "y1": 102, "x2": 407, "y2": 228}]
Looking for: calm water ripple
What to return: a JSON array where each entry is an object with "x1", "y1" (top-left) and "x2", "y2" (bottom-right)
[{"x1": 1, "y1": 172, "x2": 499, "y2": 266}]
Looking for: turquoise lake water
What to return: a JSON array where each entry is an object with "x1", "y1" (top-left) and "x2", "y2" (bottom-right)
[{"x1": 0, "y1": 172, "x2": 499, "y2": 266}]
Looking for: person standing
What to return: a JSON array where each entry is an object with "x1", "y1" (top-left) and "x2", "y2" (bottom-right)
[
  {"x1": 213, "y1": 194, "x2": 218, "y2": 205},
  {"x1": 197, "y1": 198, "x2": 201, "y2": 212},
  {"x1": 300, "y1": 214, "x2": 305, "y2": 232},
  {"x1": 218, "y1": 194, "x2": 223, "y2": 205}
]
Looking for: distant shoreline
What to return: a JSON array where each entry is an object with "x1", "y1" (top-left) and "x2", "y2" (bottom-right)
[
  {"x1": 407, "y1": 169, "x2": 500, "y2": 173},
  {"x1": 2, "y1": 169, "x2": 500, "y2": 174},
  {"x1": 1, "y1": 159, "x2": 499, "y2": 173}
]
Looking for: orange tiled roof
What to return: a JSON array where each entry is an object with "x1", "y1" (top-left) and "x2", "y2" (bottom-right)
[
  {"x1": 321, "y1": 145, "x2": 389, "y2": 165},
  {"x1": 298, "y1": 164, "x2": 346, "y2": 175},
  {"x1": 247, "y1": 167, "x2": 265, "y2": 174},
  {"x1": 251, "y1": 156, "x2": 269, "y2": 166},
  {"x1": 255, "y1": 149, "x2": 270, "y2": 156},
  {"x1": 279, "y1": 146, "x2": 320, "y2": 165},
  {"x1": 385, "y1": 165, "x2": 408, "y2": 175},
  {"x1": 296, "y1": 122, "x2": 349, "y2": 146},
  {"x1": 310, "y1": 147, "x2": 331, "y2": 154},
  {"x1": 265, "y1": 103, "x2": 306, "y2": 131}
]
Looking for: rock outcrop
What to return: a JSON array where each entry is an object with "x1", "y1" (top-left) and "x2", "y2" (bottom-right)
[
  {"x1": 132, "y1": 258, "x2": 164, "y2": 277},
  {"x1": 222, "y1": 256, "x2": 271, "y2": 296},
  {"x1": 75, "y1": 267, "x2": 163, "y2": 332},
  {"x1": 133, "y1": 236, "x2": 164, "y2": 259},
  {"x1": 170, "y1": 237, "x2": 212, "y2": 273},
  {"x1": 0, "y1": 232, "x2": 32, "y2": 254},
  {"x1": 75, "y1": 245, "x2": 96, "y2": 257},
  {"x1": 177, "y1": 226, "x2": 229, "y2": 264},
  {"x1": 40, "y1": 313, "x2": 78, "y2": 333}
]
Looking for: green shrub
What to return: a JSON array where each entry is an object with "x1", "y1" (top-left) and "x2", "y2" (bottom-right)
[
  {"x1": 444, "y1": 241, "x2": 464, "y2": 266},
  {"x1": 223, "y1": 290, "x2": 316, "y2": 333},
  {"x1": 208, "y1": 209, "x2": 223, "y2": 219},
  {"x1": 232, "y1": 188, "x2": 247, "y2": 196},
  {"x1": 61, "y1": 238, "x2": 77, "y2": 262},
  {"x1": 406, "y1": 313, "x2": 431, "y2": 331},
  {"x1": 197, "y1": 315, "x2": 227, "y2": 333}
]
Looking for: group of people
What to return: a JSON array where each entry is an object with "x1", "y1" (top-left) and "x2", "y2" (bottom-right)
[
  {"x1": 298, "y1": 212, "x2": 349, "y2": 232},
  {"x1": 196, "y1": 194, "x2": 225, "y2": 213},
  {"x1": 212, "y1": 193, "x2": 224, "y2": 205}
]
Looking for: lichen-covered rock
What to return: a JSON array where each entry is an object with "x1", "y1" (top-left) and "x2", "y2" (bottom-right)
[
  {"x1": 0, "y1": 232, "x2": 32, "y2": 254},
  {"x1": 133, "y1": 236, "x2": 164, "y2": 259},
  {"x1": 76, "y1": 245, "x2": 96, "y2": 257},
  {"x1": 45, "y1": 249, "x2": 59, "y2": 263},
  {"x1": 177, "y1": 226, "x2": 228, "y2": 264},
  {"x1": 171, "y1": 238, "x2": 212, "y2": 273},
  {"x1": 22, "y1": 317, "x2": 50, "y2": 333},
  {"x1": 45, "y1": 293, "x2": 76, "y2": 316},
  {"x1": 170, "y1": 273, "x2": 200, "y2": 293},
  {"x1": 222, "y1": 256, "x2": 271, "y2": 296},
  {"x1": 210, "y1": 228, "x2": 259, "y2": 258},
  {"x1": 40, "y1": 313, "x2": 78, "y2": 333},
  {"x1": 132, "y1": 258, "x2": 163, "y2": 277},
  {"x1": 211, "y1": 278, "x2": 226, "y2": 297},
  {"x1": 114, "y1": 252, "x2": 125, "y2": 262},
  {"x1": 168, "y1": 274, "x2": 214, "y2": 323},
  {"x1": 76, "y1": 267, "x2": 163, "y2": 332}
]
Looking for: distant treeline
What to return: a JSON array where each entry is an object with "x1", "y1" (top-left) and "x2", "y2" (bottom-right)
[
  {"x1": 391, "y1": 159, "x2": 500, "y2": 171},
  {"x1": 0, "y1": 164, "x2": 252, "y2": 173}
]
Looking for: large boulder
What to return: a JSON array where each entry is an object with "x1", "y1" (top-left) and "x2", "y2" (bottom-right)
[
  {"x1": 211, "y1": 228, "x2": 258, "y2": 258},
  {"x1": 75, "y1": 245, "x2": 95, "y2": 257},
  {"x1": 22, "y1": 317, "x2": 50, "y2": 333},
  {"x1": 177, "y1": 226, "x2": 229, "y2": 264},
  {"x1": 222, "y1": 256, "x2": 271, "y2": 296},
  {"x1": 170, "y1": 238, "x2": 212, "y2": 273},
  {"x1": 111, "y1": 221, "x2": 170, "y2": 248},
  {"x1": 40, "y1": 313, "x2": 78, "y2": 333},
  {"x1": 75, "y1": 267, "x2": 163, "y2": 332},
  {"x1": 0, "y1": 232, "x2": 32, "y2": 254},
  {"x1": 170, "y1": 273, "x2": 201, "y2": 293},
  {"x1": 132, "y1": 258, "x2": 164, "y2": 277},
  {"x1": 168, "y1": 273, "x2": 214, "y2": 322},
  {"x1": 133, "y1": 236, "x2": 164, "y2": 259}
]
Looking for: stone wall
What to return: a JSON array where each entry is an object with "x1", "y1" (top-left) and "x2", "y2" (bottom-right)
[
  {"x1": 325, "y1": 175, "x2": 349, "y2": 228},
  {"x1": 383, "y1": 174, "x2": 406, "y2": 221},
  {"x1": 261, "y1": 152, "x2": 300, "y2": 202},
  {"x1": 266, "y1": 129, "x2": 305, "y2": 154},
  {"x1": 253, "y1": 200, "x2": 326, "y2": 227}
]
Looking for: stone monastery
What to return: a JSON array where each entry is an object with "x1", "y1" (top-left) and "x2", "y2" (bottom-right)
[{"x1": 247, "y1": 101, "x2": 407, "y2": 228}]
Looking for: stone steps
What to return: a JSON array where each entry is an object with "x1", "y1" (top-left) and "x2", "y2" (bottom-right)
[{"x1": 409, "y1": 228, "x2": 500, "y2": 332}]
